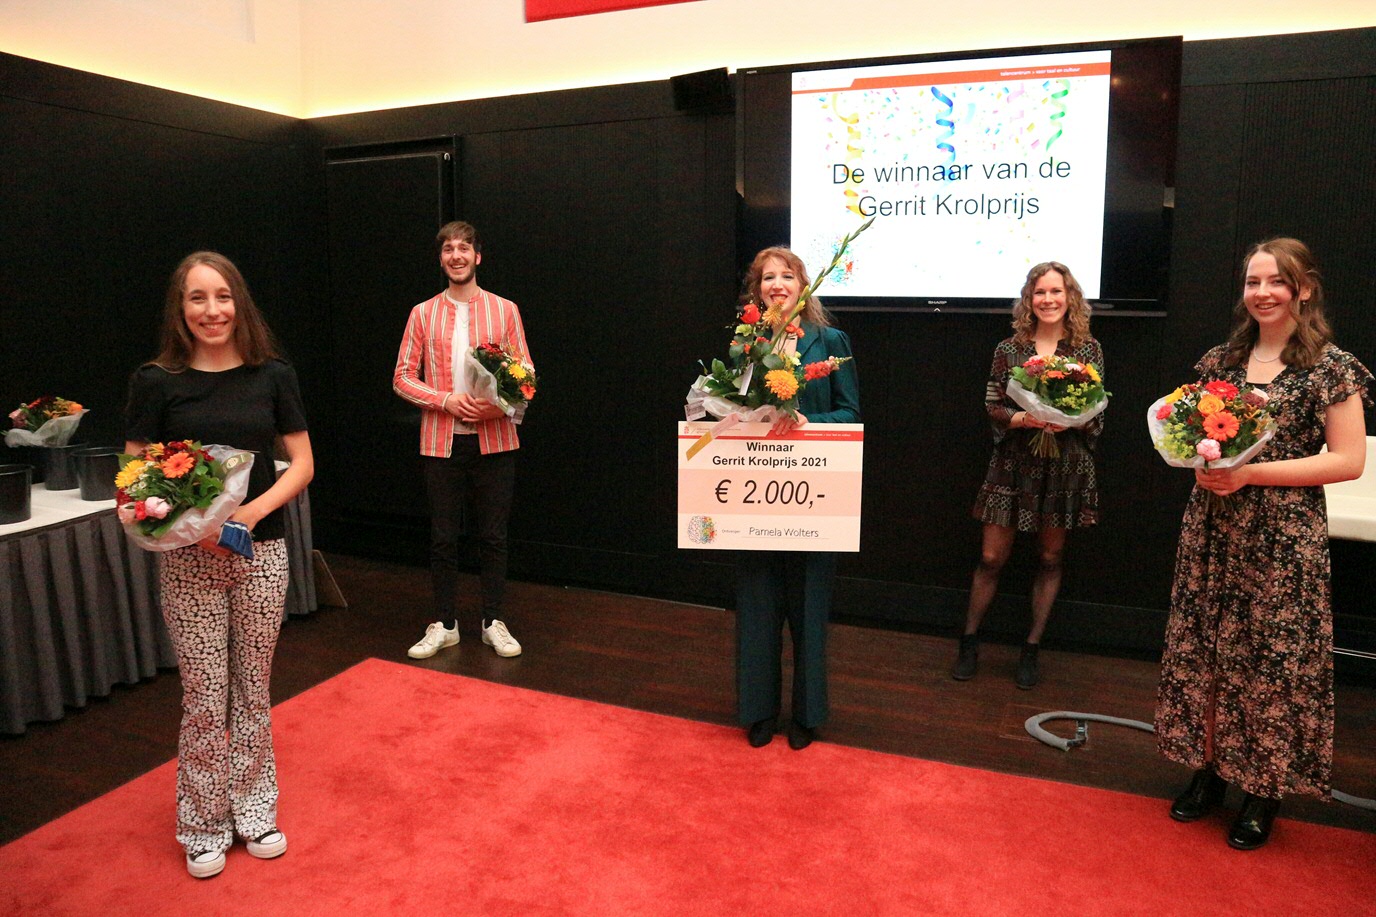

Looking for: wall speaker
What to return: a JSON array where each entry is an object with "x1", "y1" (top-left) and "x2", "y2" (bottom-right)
[{"x1": 671, "y1": 68, "x2": 733, "y2": 114}]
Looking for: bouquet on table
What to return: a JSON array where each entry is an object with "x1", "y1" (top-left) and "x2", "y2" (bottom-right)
[
  {"x1": 685, "y1": 218, "x2": 873, "y2": 452},
  {"x1": 114, "y1": 440, "x2": 255, "y2": 556},
  {"x1": 465, "y1": 342, "x2": 537, "y2": 423},
  {"x1": 1006, "y1": 355, "x2": 1110, "y2": 457},
  {"x1": 5, "y1": 395, "x2": 87, "y2": 447}
]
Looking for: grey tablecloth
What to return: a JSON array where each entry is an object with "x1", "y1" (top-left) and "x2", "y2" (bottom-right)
[{"x1": 0, "y1": 487, "x2": 317, "y2": 735}]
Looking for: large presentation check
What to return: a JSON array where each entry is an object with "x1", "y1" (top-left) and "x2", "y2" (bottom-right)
[{"x1": 677, "y1": 421, "x2": 863, "y2": 552}]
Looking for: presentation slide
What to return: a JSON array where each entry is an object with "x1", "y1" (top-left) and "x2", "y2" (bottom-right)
[{"x1": 791, "y1": 51, "x2": 1111, "y2": 301}]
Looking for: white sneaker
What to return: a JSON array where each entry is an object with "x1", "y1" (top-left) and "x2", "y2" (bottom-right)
[
  {"x1": 481, "y1": 619, "x2": 522, "y2": 657},
  {"x1": 246, "y1": 829, "x2": 288, "y2": 859},
  {"x1": 186, "y1": 849, "x2": 226, "y2": 879},
  {"x1": 408, "y1": 621, "x2": 459, "y2": 659}
]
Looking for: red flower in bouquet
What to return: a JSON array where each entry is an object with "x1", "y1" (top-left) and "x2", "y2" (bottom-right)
[{"x1": 1204, "y1": 380, "x2": 1240, "y2": 400}]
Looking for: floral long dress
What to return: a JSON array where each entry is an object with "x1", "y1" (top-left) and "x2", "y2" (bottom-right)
[
  {"x1": 1156, "y1": 343, "x2": 1373, "y2": 800},
  {"x1": 973, "y1": 337, "x2": 1104, "y2": 531}
]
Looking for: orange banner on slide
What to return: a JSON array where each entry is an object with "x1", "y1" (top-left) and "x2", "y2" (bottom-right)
[
  {"x1": 794, "y1": 61, "x2": 1112, "y2": 94},
  {"x1": 525, "y1": 0, "x2": 701, "y2": 22}
]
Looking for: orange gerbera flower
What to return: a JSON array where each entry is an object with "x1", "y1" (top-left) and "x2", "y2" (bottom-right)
[
  {"x1": 1202, "y1": 410, "x2": 1241, "y2": 441},
  {"x1": 160, "y1": 451, "x2": 197, "y2": 479},
  {"x1": 1196, "y1": 394, "x2": 1225, "y2": 416}
]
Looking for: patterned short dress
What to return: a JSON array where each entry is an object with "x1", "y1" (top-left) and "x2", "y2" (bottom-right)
[
  {"x1": 1156, "y1": 343, "x2": 1373, "y2": 800},
  {"x1": 973, "y1": 337, "x2": 1104, "y2": 532}
]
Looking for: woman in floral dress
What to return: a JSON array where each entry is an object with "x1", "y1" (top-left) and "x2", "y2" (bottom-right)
[
  {"x1": 953, "y1": 261, "x2": 1103, "y2": 689},
  {"x1": 1157, "y1": 238, "x2": 1371, "y2": 850}
]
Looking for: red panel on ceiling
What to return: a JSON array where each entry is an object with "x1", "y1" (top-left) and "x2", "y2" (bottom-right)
[{"x1": 525, "y1": 0, "x2": 701, "y2": 23}]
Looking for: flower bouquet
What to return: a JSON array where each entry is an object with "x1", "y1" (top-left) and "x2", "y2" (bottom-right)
[
  {"x1": 115, "y1": 441, "x2": 254, "y2": 553},
  {"x1": 5, "y1": 395, "x2": 87, "y2": 447},
  {"x1": 1006, "y1": 355, "x2": 1109, "y2": 457},
  {"x1": 465, "y1": 342, "x2": 537, "y2": 423},
  {"x1": 686, "y1": 217, "x2": 873, "y2": 432},
  {"x1": 1148, "y1": 381, "x2": 1274, "y2": 510}
]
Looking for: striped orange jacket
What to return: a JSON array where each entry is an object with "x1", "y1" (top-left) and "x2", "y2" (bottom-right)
[{"x1": 393, "y1": 288, "x2": 532, "y2": 457}]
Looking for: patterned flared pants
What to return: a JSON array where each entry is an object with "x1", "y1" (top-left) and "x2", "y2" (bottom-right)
[{"x1": 159, "y1": 539, "x2": 288, "y2": 854}]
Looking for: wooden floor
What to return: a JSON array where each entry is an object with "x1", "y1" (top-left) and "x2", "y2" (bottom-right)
[{"x1": 3, "y1": 553, "x2": 1374, "y2": 846}]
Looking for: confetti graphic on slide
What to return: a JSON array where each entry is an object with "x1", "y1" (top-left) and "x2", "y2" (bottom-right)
[
  {"x1": 829, "y1": 93, "x2": 865, "y2": 216},
  {"x1": 1043, "y1": 78, "x2": 1069, "y2": 150}
]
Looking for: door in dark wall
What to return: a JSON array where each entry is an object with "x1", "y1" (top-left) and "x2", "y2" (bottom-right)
[{"x1": 322, "y1": 144, "x2": 456, "y2": 527}]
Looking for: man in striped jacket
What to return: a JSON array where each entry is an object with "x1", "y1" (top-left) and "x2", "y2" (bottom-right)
[{"x1": 393, "y1": 221, "x2": 533, "y2": 660}]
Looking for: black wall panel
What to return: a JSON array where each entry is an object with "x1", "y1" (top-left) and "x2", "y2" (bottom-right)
[{"x1": 0, "y1": 57, "x2": 310, "y2": 454}]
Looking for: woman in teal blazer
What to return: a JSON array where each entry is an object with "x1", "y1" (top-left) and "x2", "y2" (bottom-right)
[{"x1": 736, "y1": 246, "x2": 861, "y2": 750}]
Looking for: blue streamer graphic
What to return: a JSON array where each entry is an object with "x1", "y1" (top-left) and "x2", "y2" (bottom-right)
[{"x1": 931, "y1": 86, "x2": 955, "y2": 164}]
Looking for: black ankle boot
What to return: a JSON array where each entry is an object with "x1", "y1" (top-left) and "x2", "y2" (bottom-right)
[
  {"x1": 1014, "y1": 642, "x2": 1039, "y2": 689},
  {"x1": 786, "y1": 719, "x2": 815, "y2": 750},
  {"x1": 951, "y1": 634, "x2": 979, "y2": 680},
  {"x1": 1228, "y1": 793, "x2": 1281, "y2": 850},
  {"x1": 1169, "y1": 767, "x2": 1228, "y2": 822},
  {"x1": 747, "y1": 716, "x2": 776, "y2": 748}
]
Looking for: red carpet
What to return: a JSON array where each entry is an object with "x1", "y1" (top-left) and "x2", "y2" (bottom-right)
[{"x1": 2, "y1": 658, "x2": 1372, "y2": 916}]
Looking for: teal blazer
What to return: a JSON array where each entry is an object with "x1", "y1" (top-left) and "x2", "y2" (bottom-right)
[{"x1": 794, "y1": 321, "x2": 861, "y2": 423}]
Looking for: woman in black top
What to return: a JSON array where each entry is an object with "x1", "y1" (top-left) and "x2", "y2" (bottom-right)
[{"x1": 125, "y1": 252, "x2": 313, "y2": 878}]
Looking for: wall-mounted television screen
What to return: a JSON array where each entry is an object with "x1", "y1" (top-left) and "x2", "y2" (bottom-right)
[{"x1": 738, "y1": 36, "x2": 1182, "y2": 313}]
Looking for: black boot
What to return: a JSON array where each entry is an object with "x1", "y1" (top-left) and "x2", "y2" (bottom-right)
[
  {"x1": 1228, "y1": 793, "x2": 1281, "y2": 850},
  {"x1": 951, "y1": 634, "x2": 979, "y2": 680},
  {"x1": 1014, "y1": 642, "x2": 1039, "y2": 689},
  {"x1": 786, "y1": 719, "x2": 815, "y2": 750},
  {"x1": 1169, "y1": 767, "x2": 1228, "y2": 822},
  {"x1": 746, "y1": 716, "x2": 776, "y2": 748}
]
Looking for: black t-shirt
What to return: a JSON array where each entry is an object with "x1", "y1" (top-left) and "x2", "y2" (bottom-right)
[{"x1": 125, "y1": 359, "x2": 309, "y2": 540}]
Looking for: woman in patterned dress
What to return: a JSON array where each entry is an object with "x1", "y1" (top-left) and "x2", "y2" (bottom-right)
[
  {"x1": 125, "y1": 253, "x2": 314, "y2": 877},
  {"x1": 1157, "y1": 238, "x2": 1370, "y2": 850},
  {"x1": 953, "y1": 262, "x2": 1103, "y2": 689}
]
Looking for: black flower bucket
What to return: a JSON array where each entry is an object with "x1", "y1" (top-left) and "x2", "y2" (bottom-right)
[
  {"x1": 74, "y1": 446, "x2": 122, "y2": 501},
  {"x1": 0, "y1": 463, "x2": 33, "y2": 524}
]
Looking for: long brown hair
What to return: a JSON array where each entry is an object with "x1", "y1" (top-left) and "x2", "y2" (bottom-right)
[
  {"x1": 151, "y1": 251, "x2": 280, "y2": 371},
  {"x1": 1221, "y1": 237, "x2": 1330, "y2": 369},
  {"x1": 743, "y1": 246, "x2": 832, "y2": 327},
  {"x1": 1011, "y1": 261, "x2": 1091, "y2": 348}
]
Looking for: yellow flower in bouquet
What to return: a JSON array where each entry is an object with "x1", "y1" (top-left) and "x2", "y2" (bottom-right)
[
  {"x1": 764, "y1": 369, "x2": 800, "y2": 400},
  {"x1": 115, "y1": 459, "x2": 150, "y2": 490}
]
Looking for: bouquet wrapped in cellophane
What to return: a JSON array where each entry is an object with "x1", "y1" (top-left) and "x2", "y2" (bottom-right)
[
  {"x1": 1148, "y1": 380, "x2": 1275, "y2": 511},
  {"x1": 465, "y1": 342, "x2": 537, "y2": 423},
  {"x1": 1006, "y1": 354, "x2": 1110, "y2": 457},
  {"x1": 686, "y1": 217, "x2": 873, "y2": 433},
  {"x1": 5, "y1": 395, "x2": 87, "y2": 447},
  {"x1": 1148, "y1": 380, "x2": 1274, "y2": 469},
  {"x1": 115, "y1": 441, "x2": 253, "y2": 553}
]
